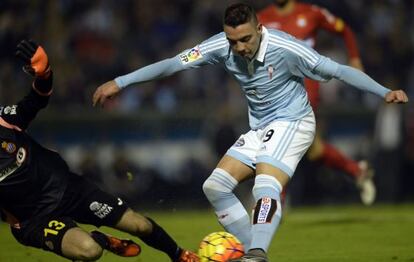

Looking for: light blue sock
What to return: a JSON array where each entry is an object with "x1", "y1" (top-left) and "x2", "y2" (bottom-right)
[
  {"x1": 203, "y1": 168, "x2": 251, "y2": 248},
  {"x1": 250, "y1": 174, "x2": 283, "y2": 252}
]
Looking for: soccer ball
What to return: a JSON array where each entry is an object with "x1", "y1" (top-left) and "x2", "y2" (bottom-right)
[{"x1": 198, "y1": 231, "x2": 244, "y2": 262}]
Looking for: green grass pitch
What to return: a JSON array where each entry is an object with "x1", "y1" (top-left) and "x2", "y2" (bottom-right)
[{"x1": 0, "y1": 204, "x2": 413, "y2": 261}]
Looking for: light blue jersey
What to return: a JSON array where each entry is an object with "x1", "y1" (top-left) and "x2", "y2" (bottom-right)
[{"x1": 115, "y1": 27, "x2": 390, "y2": 130}]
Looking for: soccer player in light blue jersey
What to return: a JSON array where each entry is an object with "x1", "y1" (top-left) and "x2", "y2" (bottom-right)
[{"x1": 93, "y1": 3, "x2": 408, "y2": 262}]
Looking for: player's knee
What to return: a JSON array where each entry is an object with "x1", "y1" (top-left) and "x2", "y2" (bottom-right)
[
  {"x1": 203, "y1": 168, "x2": 236, "y2": 201},
  {"x1": 202, "y1": 176, "x2": 223, "y2": 202},
  {"x1": 116, "y1": 209, "x2": 152, "y2": 237},
  {"x1": 202, "y1": 176, "x2": 216, "y2": 195},
  {"x1": 76, "y1": 238, "x2": 103, "y2": 261}
]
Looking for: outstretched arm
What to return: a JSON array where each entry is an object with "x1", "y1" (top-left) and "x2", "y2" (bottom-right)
[
  {"x1": 314, "y1": 58, "x2": 408, "y2": 103},
  {"x1": 93, "y1": 32, "x2": 228, "y2": 107},
  {"x1": 92, "y1": 57, "x2": 185, "y2": 107},
  {"x1": 0, "y1": 40, "x2": 53, "y2": 131}
]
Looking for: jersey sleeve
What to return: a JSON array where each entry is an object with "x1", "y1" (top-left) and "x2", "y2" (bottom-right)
[
  {"x1": 115, "y1": 33, "x2": 228, "y2": 89},
  {"x1": 0, "y1": 74, "x2": 53, "y2": 131},
  {"x1": 282, "y1": 36, "x2": 332, "y2": 82},
  {"x1": 314, "y1": 58, "x2": 391, "y2": 97},
  {"x1": 314, "y1": 6, "x2": 361, "y2": 59}
]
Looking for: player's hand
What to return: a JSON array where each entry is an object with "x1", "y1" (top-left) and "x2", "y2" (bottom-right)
[
  {"x1": 15, "y1": 40, "x2": 51, "y2": 79},
  {"x1": 349, "y1": 57, "x2": 364, "y2": 71},
  {"x1": 93, "y1": 80, "x2": 121, "y2": 107},
  {"x1": 384, "y1": 90, "x2": 409, "y2": 104}
]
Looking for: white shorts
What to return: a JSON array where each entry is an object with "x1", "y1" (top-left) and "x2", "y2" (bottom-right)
[{"x1": 226, "y1": 111, "x2": 316, "y2": 177}]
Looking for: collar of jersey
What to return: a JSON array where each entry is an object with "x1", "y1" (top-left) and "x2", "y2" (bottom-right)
[{"x1": 255, "y1": 26, "x2": 270, "y2": 63}]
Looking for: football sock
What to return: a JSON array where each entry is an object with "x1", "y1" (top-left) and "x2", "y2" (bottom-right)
[
  {"x1": 203, "y1": 168, "x2": 251, "y2": 248},
  {"x1": 321, "y1": 143, "x2": 360, "y2": 178},
  {"x1": 250, "y1": 174, "x2": 282, "y2": 252},
  {"x1": 90, "y1": 230, "x2": 109, "y2": 249},
  {"x1": 139, "y1": 217, "x2": 181, "y2": 261}
]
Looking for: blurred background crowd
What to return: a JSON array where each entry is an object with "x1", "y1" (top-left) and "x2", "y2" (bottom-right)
[{"x1": 0, "y1": 0, "x2": 413, "y2": 208}]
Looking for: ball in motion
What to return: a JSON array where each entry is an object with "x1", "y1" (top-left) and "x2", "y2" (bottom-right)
[{"x1": 198, "y1": 231, "x2": 244, "y2": 262}]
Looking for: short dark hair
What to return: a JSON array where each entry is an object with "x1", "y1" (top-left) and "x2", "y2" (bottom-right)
[{"x1": 224, "y1": 3, "x2": 258, "y2": 28}]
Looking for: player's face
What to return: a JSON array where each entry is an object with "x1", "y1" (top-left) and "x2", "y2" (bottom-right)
[{"x1": 224, "y1": 20, "x2": 262, "y2": 59}]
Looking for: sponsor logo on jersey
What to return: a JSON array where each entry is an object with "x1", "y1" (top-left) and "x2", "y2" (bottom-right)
[
  {"x1": 179, "y1": 46, "x2": 203, "y2": 65},
  {"x1": 16, "y1": 147, "x2": 26, "y2": 166},
  {"x1": 1, "y1": 141, "x2": 16, "y2": 153},
  {"x1": 253, "y1": 197, "x2": 277, "y2": 224},
  {"x1": 0, "y1": 105, "x2": 18, "y2": 115},
  {"x1": 89, "y1": 201, "x2": 114, "y2": 219}
]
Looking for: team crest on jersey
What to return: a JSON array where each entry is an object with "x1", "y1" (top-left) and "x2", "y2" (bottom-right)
[
  {"x1": 179, "y1": 46, "x2": 203, "y2": 65},
  {"x1": 296, "y1": 15, "x2": 307, "y2": 28},
  {"x1": 1, "y1": 141, "x2": 16, "y2": 153},
  {"x1": 268, "y1": 65, "x2": 274, "y2": 79}
]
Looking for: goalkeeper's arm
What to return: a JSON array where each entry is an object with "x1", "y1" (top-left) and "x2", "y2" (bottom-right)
[{"x1": 0, "y1": 40, "x2": 54, "y2": 131}]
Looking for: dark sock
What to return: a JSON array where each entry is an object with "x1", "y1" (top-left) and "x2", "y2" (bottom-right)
[
  {"x1": 90, "y1": 230, "x2": 109, "y2": 249},
  {"x1": 140, "y1": 217, "x2": 182, "y2": 261}
]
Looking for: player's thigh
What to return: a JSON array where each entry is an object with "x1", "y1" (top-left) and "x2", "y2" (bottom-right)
[
  {"x1": 216, "y1": 155, "x2": 255, "y2": 182},
  {"x1": 257, "y1": 112, "x2": 316, "y2": 182},
  {"x1": 64, "y1": 175, "x2": 129, "y2": 228},
  {"x1": 256, "y1": 163, "x2": 290, "y2": 188},
  {"x1": 222, "y1": 130, "x2": 259, "y2": 182},
  {"x1": 11, "y1": 216, "x2": 78, "y2": 256},
  {"x1": 113, "y1": 208, "x2": 152, "y2": 237}
]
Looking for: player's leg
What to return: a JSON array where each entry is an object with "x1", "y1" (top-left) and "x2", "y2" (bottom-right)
[
  {"x1": 61, "y1": 227, "x2": 104, "y2": 261},
  {"x1": 244, "y1": 163, "x2": 287, "y2": 262},
  {"x1": 112, "y1": 209, "x2": 198, "y2": 262},
  {"x1": 203, "y1": 132, "x2": 257, "y2": 249},
  {"x1": 231, "y1": 112, "x2": 316, "y2": 262},
  {"x1": 65, "y1": 174, "x2": 196, "y2": 262},
  {"x1": 308, "y1": 133, "x2": 376, "y2": 205},
  {"x1": 11, "y1": 217, "x2": 105, "y2": 261}
]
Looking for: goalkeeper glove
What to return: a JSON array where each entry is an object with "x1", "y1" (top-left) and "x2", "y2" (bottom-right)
[{"x1": 15, "y1": 39, "x2": 51, "y2": 79}]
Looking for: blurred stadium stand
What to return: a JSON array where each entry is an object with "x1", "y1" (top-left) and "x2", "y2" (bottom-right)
[{"x1": 1, "y1": 0, "x2": 413, "y2": 208}]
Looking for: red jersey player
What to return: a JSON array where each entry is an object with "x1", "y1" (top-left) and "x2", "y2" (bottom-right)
[{"x1": 258, "y1": 0, "x2": 375, "y2": 205}]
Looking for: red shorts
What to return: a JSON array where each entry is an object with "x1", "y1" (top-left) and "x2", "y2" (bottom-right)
[{"x1": 304, "y1": 78, "x2": 320, "y2": 111}]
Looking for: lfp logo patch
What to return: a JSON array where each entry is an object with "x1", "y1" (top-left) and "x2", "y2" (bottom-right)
[{"x1": 179, "y1": 46, "x2": 203, "y2": 65}]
